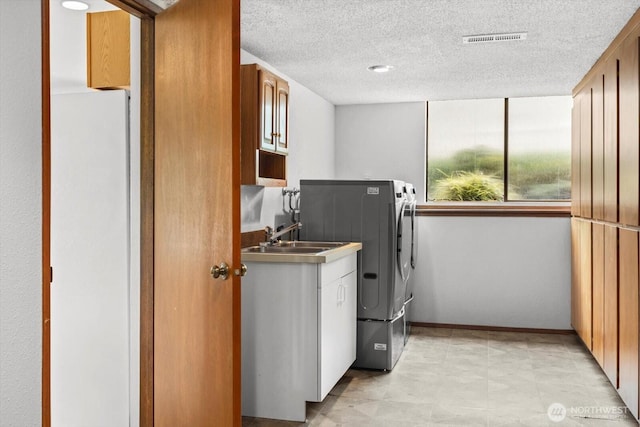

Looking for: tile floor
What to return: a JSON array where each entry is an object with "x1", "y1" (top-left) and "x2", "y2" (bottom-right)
[{"x1": 243, "y1": 326, "x2": 638, "y2": 426}]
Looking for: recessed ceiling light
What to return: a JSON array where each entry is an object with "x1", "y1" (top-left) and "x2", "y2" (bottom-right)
[
  {"x1": 367, "y1": 65, "x2": 394, "y2": 73},
  {"x1": 61, "y1": 1, "x2": 89, "y2": 11}
]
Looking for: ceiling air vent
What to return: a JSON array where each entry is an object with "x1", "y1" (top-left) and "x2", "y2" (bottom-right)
[{"x1": 463, "y1": 32, "x2": 527, "y2": 44}]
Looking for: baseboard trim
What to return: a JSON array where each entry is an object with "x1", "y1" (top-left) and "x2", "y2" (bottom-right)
[{"x1": 410, "y1": 322, "x2": 575, "y2": 335}]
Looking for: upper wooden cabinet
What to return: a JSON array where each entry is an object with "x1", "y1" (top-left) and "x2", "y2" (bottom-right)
[
  {"x1": 86, "y1": 11, "x2": 130, "y2": 90},
  {"x1": 241, "y1": 64, "x2": 290, "y2": 186},
  {"x1": 258, "y1": 69, "x2": 289, "y2": 154}
]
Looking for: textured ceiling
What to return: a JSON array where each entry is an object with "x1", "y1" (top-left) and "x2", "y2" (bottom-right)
[
  {"x1": 148, "y1": 0, "x2": 178, "y2": 8},
  {"x1": 241, "y1": 0, "x2": 640, "y2": 105}
]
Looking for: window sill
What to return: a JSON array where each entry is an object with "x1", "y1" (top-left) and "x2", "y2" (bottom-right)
[{"x1": 416, "y1": 203, "x2": 571, "y2": 217}]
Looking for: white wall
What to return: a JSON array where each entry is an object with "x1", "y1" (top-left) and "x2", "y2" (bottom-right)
[
  {"x1": 0, "y1": 0, "x2": 42, "y2": 425},
  {"x1": 335, "y1": 102, "x2": 572, "y2": 330},
  {"x1": 240, "y1": 50, "x2": 336, "y2": 232},
  {"x1": 412, "y1": 216, "x2": 571, "y2": 329},
  {"x1": 335, "y1": 102, "x2": 426, "y2": 202}
]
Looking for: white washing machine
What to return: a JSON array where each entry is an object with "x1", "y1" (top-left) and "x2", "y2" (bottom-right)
[
  {"x1": 300, "y1": 179, "x2": 410, "y2": 370},
  {"x1": 403, "y1": 183, "x2": 417, "y2": 343}
]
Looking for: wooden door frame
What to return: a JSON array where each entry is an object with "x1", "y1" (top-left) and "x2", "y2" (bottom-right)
[{"x1": 42, "y1": 1, "x2": 160, "y2": 425}]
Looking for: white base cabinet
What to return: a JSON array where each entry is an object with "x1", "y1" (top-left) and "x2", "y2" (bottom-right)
[{"x1": 241, "y1": 253, "x2": 357, "y2": 422}]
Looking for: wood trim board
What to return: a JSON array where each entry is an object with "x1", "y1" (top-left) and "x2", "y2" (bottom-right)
[
  {"x1": 41, "y1": 1, "x2": 51, "y2": 425},
  {"x1": 416, "y1": 204, "x2": 570, "y2": 217},
  {"x1": 410, "y1": 322, "x2": 575, "y2": 335}
]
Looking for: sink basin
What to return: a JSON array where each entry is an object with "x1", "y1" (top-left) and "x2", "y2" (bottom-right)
[
  {"x1": 241, "y1": 241, "x2": 362, "y2": 264},
  {"x1": 243, "y1": 246, "x2": 330, "y2": 254},
  {"x1": 272, "y1": 241, "x2": 345, "y2": 249},
  {"x1": 242, "y1": 241, "x2": 345, "y2": 254}
]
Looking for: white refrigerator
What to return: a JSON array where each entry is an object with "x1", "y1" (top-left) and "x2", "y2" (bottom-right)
[{"x1": 51, "y1": 90, "x2": 130, "y2": 427}]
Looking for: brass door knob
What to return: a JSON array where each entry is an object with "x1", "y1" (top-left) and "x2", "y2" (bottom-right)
[
  {"x1": 210, "y1": 263, "x2": 229, "y2": 280},
  {"x1": 235, "y1": 264, "x2": 248, "y2": 277}
]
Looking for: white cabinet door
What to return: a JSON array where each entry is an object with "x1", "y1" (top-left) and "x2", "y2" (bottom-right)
[{"x1": 318, "y1": 268, "x2": 357, "y2": 400}]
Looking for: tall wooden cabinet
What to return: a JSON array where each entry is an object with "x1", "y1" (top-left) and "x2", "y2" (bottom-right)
[
  {"x1": 571, "y1": 10, "x2": 640, "y2": 420},
  {"x1": 240, "y1": 64, "x2": 290, "y2": 186}
]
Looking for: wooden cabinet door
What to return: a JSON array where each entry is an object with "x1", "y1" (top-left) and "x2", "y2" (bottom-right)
[
  {"x1": 571, "y1": 96, "x2": 581, "y2": 216},
  {"x1": 603, "y1": 224, "x2": 618, "y2": 387},
  {"x1": 259, "y1": 69, "x2": 277, "y2": 151},
  {"x1": 592, "y1": 75, "x2": 605, "y2": 221},
  {"x1": 86, "y1": 10, "x2": 130, "y2": 89},
  {"x1": 571, "y1": 218, "x2": 581, "y2": 332},
  {"x1": 154, "y1": 0, "x2": 241, "y2": 425},
  {"x1": 618, "y1": 228, "x2": 638, "y2": 418},
  {"x1": 275, "y1": 78, "x2": 289, "y2": 154},
  {"x1": 619, "y1": 37, "x2": 639, "y2": 226},
  {"x1": 592, "y1": 223, "x2": 605, "y2": 364},
  {"x1": 578, "y1": 220, "x2": 593, "y2": 348},
  {"x1": 571, "y1": 217, "x2": 592, "y2": 348},
  {"x1": 604, "y1": 57, "x2": 619, "y2": 223},
  {"x1": 580, "y1": 89, "x2": 592, "y2": 219}
]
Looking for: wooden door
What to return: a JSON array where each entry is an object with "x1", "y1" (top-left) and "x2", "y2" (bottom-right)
[{"x1": 154, "y1": 0, "x2": 241, "y2": 425}]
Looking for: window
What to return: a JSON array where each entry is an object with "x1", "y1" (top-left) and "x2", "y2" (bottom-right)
[
  {"x1": 427, "y1": 99, "x2": 504, "y2": 201},
  {"x1": 508, "y1": 97, "x2": 572, "y2": 200},
  {"x1": 426, "y1": 96, "x2": 571, "y2": 202}
]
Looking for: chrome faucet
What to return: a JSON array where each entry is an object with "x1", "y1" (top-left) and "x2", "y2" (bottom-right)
[{"x1": 264, "y1": 222, "x2": 302, "y2": 245}]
